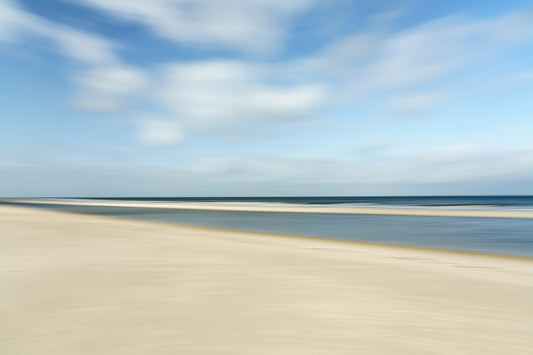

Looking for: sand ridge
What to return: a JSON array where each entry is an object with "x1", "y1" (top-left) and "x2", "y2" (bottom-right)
[{"x1": 5, "y1": 198, "x2": 533, "y2": 219}]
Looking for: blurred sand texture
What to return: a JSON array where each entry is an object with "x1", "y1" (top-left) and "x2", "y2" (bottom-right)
[{"x1": 2, "y1": 205, "x2": 533, "y2": 354}]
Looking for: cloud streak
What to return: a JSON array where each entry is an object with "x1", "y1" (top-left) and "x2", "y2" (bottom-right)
[
  {"x1": 73, "y1": 65, "x2": 149, "y2": 112},
  {"x1": 4, "y1": 144, "x2": 533, "y2": 196},
  {"x1": 77, "y1": 0, "x2": 317, "y2": 55},
  {"x1": 154, "y1": 60, "x2": 326, "y2": 136},
  {"x1": 2, "y1": 0, "x2": 533, "y2": 148},
  {"x1": 0, "y1": 0, "x2": 147, "y2": 111},
  {"x1": 391, "y1": 92, "x2": 450, "y2": 116}
]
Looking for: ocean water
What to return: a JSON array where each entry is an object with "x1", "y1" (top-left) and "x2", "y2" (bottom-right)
[
  {"x1": 4, "y1": 196, "x2": 533, "y2": 257},
  {"x1": 75, "y1": 195, "x2": 533, "y2": 209}
]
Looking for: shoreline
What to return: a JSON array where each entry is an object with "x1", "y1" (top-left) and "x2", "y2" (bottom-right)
[
  {"x1": 5, "y1": 198, "x2": 533, "y2": 219},
  {"x1": 6, "y1": 200, "x2": 533, "y2": 258},
  {"x1": 2, "y1": 205, "x2": 533, "y2": 354},
  {"x1": 13, "y1": 202, "x2": 533, "y2": 261}
]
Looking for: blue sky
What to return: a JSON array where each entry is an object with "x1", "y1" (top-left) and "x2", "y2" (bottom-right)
[{"x1": 1, "y1": 0, "x2": 533, "y2": 197}]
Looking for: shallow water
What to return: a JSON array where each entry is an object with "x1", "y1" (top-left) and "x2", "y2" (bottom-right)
[{"x1": 8, "y1": 202, "x2": 533, "y2": 257}]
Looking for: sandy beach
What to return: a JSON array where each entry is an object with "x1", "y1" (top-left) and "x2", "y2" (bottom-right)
[{"x1": 2, "y1": 205, "x2": 533, "y2": 354}]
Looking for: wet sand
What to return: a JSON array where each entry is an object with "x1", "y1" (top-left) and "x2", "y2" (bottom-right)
[{"x1": 2, "y1": 205, "x2": 533, "y2": 354}]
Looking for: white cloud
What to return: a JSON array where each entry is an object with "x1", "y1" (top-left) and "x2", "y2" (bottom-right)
[
  {"x1": 0, "y1": 0, "x2": 148, "y2": 112},
  {"x1": 156, "y1": 60, "x2": 327, "y2": 134},
  {"x1": 391, "y1": 92, "x2": 449, "y2": 116},
  {"x1": 363, "y1": 22, "x2": 465, "y2": 90},
  {"x1": 76, "y1": 7, "x2": 533, "y2": 143},
  {"x1": 274, "y1": 10, "x2": 533, "y2": 117},
  {"x1": 0, "y1": 0, "x2": 117, "y2": 64},
  {"x1": 77, "y1": 0, "x2": 316, "y2": 54},
  {"x1": 46, "y1": 28, "x2": 118, "y2": 65},
  {"x1": 292, "y1": 12, "x2": 533, "y2": 95},
  {"x1": 137, "y1": 119, "x2": 184, "y2": 147},
  {"x1": 3, "y1": 0, "x2": 533, "y2": 149},
  {"x1": 263, "y1": 145, "x2": 533, "y2": 187},
  {"x1": 286, "y1": 32, "x2": 379, "y2": 83},
  {"x1": 3, "y1": 144, "x2": 533, "y2": 196},
  {"x1": 362, "y1": 14, "x2": 533, "y2": 91},
  {"x1": 0, "y1": 0, "x2": 27, "y2": 41},
  {"x1": 73, "y1": 65, "x2": 149, "y2": 111}
]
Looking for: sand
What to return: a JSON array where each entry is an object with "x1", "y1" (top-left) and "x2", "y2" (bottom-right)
[
  {"x1": 7, "y1": 198, "x2": 533, "y2": 218},
  {"x1": 1, "y1": 205, "x2": 533, "y2": 354}
]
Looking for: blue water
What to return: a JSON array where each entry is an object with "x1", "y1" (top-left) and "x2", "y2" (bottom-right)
[
  {"x1": 5, "y1": 198, "x2": 533, "y2": 258},
  {"x1": 77, "y1": 195, "x2": 533, "y2": 208}
]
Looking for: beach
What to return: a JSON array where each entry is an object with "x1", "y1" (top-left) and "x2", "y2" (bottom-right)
[{"x1": 2, "y1": 205, "x2": 533, "y2": 354}]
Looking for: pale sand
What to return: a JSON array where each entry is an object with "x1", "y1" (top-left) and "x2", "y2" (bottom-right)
[
  {"x1": 1, "y1": 205, "x2": 533, "y2": 354},
  {"x1": 6, "y1": 198, "x2": 533, "y2": 218}
]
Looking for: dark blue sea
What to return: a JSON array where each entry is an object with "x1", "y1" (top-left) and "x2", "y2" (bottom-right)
[
  {"x1": 73, "y1": 195, "x2": 533, "y2": 208},
  {"x1": 3, "y1": 196, "x2": 533, "y2": 257}
]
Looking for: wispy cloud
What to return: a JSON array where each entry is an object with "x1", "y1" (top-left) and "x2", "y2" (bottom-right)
[
  {"x1": 136, "y1": 119, "x2": 184, "y2": 147},
  {"x1": 2, "y1": 0, "x2": 533, "y2": 147},
  {"x1": 0, "y1": 0, "x2": 117, "y2": 63},
  {"x1": 73, "y1": 65, "x2": 149, "y2": 112},
  {"x1": 296, "y1": 12, "x2": 533, "y2": 95},
  {"x1": 144, "y1": 10, "x2": 533, "y2": 141},
  {"x1": 362, "y1": 13, "x2": 533, "y2": 91},
  {"x1": 391, "y1": 92, "x2": 450, "y2": 116},
  {"x1": 499, "y1": 70, "x2": 533, "y2": 87},
  {"x1": 0, "y1": 0, "x2": 147, "y2": 111},
  {"x1": 77, "y1": 0, "x2": 317, "y2": 55},
  {"x1": 155, "y1": 60, "x2": 326, "y2": 135},
  {"x1": 4, "y1": 144, "x2": 533, "y2": 196}
]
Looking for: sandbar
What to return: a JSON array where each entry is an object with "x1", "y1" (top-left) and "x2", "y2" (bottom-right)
[{"x1": 6, "y1": 198, "x2": 533, "y2": 219}]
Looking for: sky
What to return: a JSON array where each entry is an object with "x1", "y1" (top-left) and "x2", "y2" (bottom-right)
[{"x1": 1, "y1": 0, "x2": 533, "y2": 197}]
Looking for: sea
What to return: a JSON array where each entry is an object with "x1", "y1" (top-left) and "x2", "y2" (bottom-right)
[
  {"x1": 3, "y1": 195, "x2": 533, "y2": 257},
  {"x1": 68, "y1": 195, "x2": 533, "y2": 208}
]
